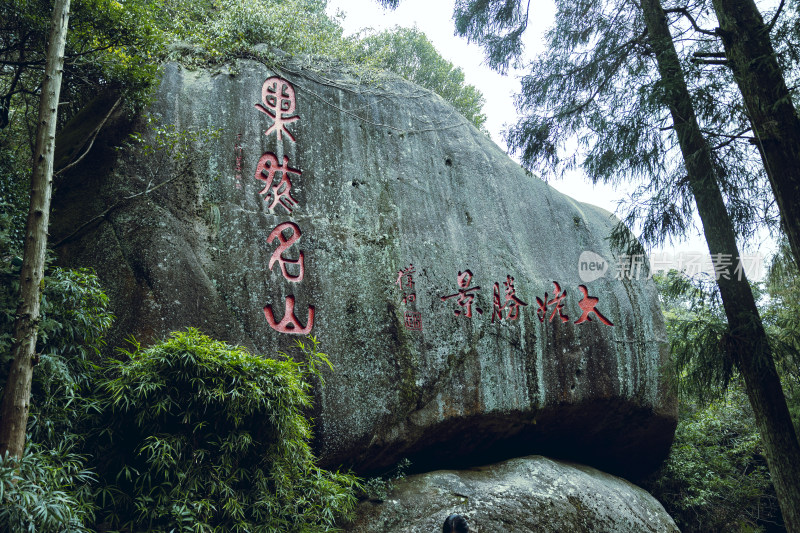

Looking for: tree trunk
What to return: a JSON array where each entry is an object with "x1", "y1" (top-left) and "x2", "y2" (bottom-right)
[
  {"x1": 0, "y1": 0, "x2": 70, "y2": 459},
  {"x1": 640, "y1": 1, "x2": 800, "y2": 530},
  {"x1": 711, "y1": 0, "x2": 800, "y2": 273}
]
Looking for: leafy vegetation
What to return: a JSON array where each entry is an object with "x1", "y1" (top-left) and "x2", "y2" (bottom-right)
[
  {"x1": 158, "y1": 0, "x2": 358, "y2": 65},
  {"x1": 138, "y1": 0, "x2": 488, "y2": 130},
  {"x1": 645, "y1": 267, "x2": 800, "y2": 532},
  {"x1": 9, "y1": 1, "x2": 800, "y2": 530},
  {"x1": 89, "y1": 330, "x2": 359, "y2": 532},
  {"x1": 0, "y1": 210, "x2": 113, "y2": 449},
  {"x1": 441, "y1": 0, "x2": 800, "y2": 525},
  {"x1": 357, "y1": 457, "x2": 411, "y2": 502},
  {"x1": 0, "y1": 443, "x2": 97, "y2": 533},
  {"x1": 647, "y1": 389, "x2": 782, "y2": 532},
  {"x1": 0, "y1": 0, "x2": 488, "y2": 244},
  {"x1": 356, "y1": 26, "x2": 487, "y2": 131},
  {"x1": 2, "y1": 212, "x2": 360, "y2": 530},
  {"x1": 0, "y1": 208, "x2": 109, "y2": 532}
]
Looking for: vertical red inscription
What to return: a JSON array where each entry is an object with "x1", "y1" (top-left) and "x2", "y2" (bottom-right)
[
  {"x1": 255, "y1": 76, "x2": 299, "y2": 142},
  {"x1": 234, "y1": 133, "x2": 243, "y2": 189},
  {"x1": 396, "y1": 264, "x2": 417, "y2": 304},
  {"x1": 574, "y1": 285, "x2": 614, "y2": 326},
  {"x1": 492, "y1": 275, "x2": 528, "y2": 323},
  {"x1": 267, "y1": 222, "x2": 304, "y2": 282},
  {"x1": 440, "y1": 270, "x2": 482, "y2": 318},
  {"x1": 255, "y1": 76, "x2": 313, "y2": 335},
  {"x1": 396, "y1": 263, "x2": 422, "y2": 331},
  {"x1": 264, "y1": 295, "x2": 315, "y2": 334},
  {"x1": 255, "y1": 152, "x2": 301, "y2": 214},
  {"x1": 535, "y1": 281, "x2": 569, "y2": 323}
]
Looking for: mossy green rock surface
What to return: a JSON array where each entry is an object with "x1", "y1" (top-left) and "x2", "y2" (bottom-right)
[{"x1": 53, "y1": 58, "x2": 676, "y2": 477}]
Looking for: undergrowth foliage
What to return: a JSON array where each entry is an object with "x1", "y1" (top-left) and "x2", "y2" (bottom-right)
[
  {"x1": 647, "y1": 269, "x2": 800, "y2": 532},
  {"x1": 90, "y1": 329, "x2": 359, "y2": 532},
  {"x1": 0, "y1": 209, "x2": 109, "y2": 532},
  {"x1": 646, "y1": 389, "x2": 782, "y2": 532},
  {"x1": 0, "y1": 443, "x2": 97, "y2": 533}
]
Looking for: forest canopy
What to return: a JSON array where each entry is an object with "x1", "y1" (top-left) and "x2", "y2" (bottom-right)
[{"x1": 0, "y1": 0, "x2": 488, "y2": 240}]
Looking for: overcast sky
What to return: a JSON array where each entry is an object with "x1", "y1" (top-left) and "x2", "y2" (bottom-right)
[{"x1": 325, "y1": 0, "x2": 774, "y2": 277}]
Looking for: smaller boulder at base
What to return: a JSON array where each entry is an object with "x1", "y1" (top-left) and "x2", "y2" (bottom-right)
[{"x1": 345, "y1": 455, "x2": 680, "y2": 533}]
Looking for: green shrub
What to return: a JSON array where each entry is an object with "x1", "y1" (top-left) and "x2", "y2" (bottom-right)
[
  {"x1": 645, "y1": 386, "x2": 782, "y2": 532},
  {"x1": 355, "y1": 26, "x2": 487, "y2": 131},
  {"x1": 0, "y1": 210, "x2": 113, "y2": 450},
  {"x1": 0, "y1": 443, "x2": 96, "y2": 533},
  {"x1": 91, "y1": 329, "x2": 359, "y2": 532},
  {"x1": 358, "y1": 458, "x2": 411, "y2": 502},
  {"x1": 0, "y1": 209, "x2": 112, "y2": 532}
]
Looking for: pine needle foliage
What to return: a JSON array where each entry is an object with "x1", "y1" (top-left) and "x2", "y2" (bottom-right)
[
  {"x1": 655, "y1": 253, "x2": 800, "y2": 410},
  {"x1": 765, "y1": 240, "x2": 800, "y2": 383},
  {"x1": 648, "y1": 267, "x2": 799, "y2": 531},
  {"x1": 90, "y1": 329, "x2": 359, "y2": 532},
  {"x1": 655, "y1": 270, "x2": 734, "y2": 404},
  {"x1": 451, "y1": 0, "x2": 775, "y2": 252}
]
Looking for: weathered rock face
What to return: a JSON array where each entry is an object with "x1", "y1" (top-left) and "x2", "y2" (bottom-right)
[
  {"x1": 53, "y1": 57, "x2": 676, "y2": 477},
  {"x1": 346, "y1": 455, "x2": 680, "y2": 532}
]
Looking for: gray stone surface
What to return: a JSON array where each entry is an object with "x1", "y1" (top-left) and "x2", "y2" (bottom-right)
[
  {"x1": 52, "y1": 58, "x2": 676, "y2": 477},
  {"x1": 345, "y1": 455, "x2": 680, "y2": 532}
]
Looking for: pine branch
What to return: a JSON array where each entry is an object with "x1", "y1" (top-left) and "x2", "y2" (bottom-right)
[
  {"x1": 767, "y1": 0, "x2": 786, "y2": 32},
  {"x1": 664, "y1": 7, "x2": 718, "y2": 36},
  {"x1": 692, "y1": 58, "x2": 729, "y2": 65},
  {"x1": 701, "y1": 127, "x2": 753, "y2": 140}
]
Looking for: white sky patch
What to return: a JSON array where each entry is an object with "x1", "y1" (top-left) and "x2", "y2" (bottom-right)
[{"x1": 326, "y1": 0, "x2": 776, "y2": 276}]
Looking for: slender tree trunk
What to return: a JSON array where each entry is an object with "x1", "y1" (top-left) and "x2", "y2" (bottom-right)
[
  {"x1": 640, "y1": 1, "x2": 800, "y2": 530},
  {"x1": 0, "y1": 0, "x2": 70, "y2": 459},
  {"x1": 710, "y1": 0, "x2": 800, "y2": 273}
]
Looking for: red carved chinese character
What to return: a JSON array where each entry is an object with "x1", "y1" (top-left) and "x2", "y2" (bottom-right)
[
  {"x1": 492, "y1": 283, "x2": 504, "y2": 323},
  {"x1": 234, "y1": 133, "x2": 243, "y2": 189},
  {"x1": 503, "y1": 276, "x2": 528, "y2": 320},
  {"x1": 396, "y1": 263, "x2": 417, "y2": 304},
  {"x1": 264, "y1": 295, "x2": 314, "y2": 334},
  {"x1": 255, "y1": 152, "x2": 300, "y2": 214},
  {"x1": 440, "y1": 270, "x2": 482, "y2": 318},
  {"x1": 574, "y1": 285, "x2": 614, "y2": 326},
  {"x1": 268, "y1": 222, "x2": 304, "y2": 282},
  {"x1": 492, "y1": 275, "x2": 528, "y2": 323},
  {"x1": 404, "y1": 311, "x2": 422, "y2": 331},
  {"x1": 535, "y1": 281, "x2": 569, "y2": 323},
  {"x1": 255, "y1": 76, "x2": 299, "y2": 142}
]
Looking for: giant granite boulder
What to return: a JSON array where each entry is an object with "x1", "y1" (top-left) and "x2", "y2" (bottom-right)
[
  {"x1": 346, "y1": 455, "x2": 680, "y2": 532},
  {"x1": 52, "y1": 56, "x2": 677, "y2": 477}
]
